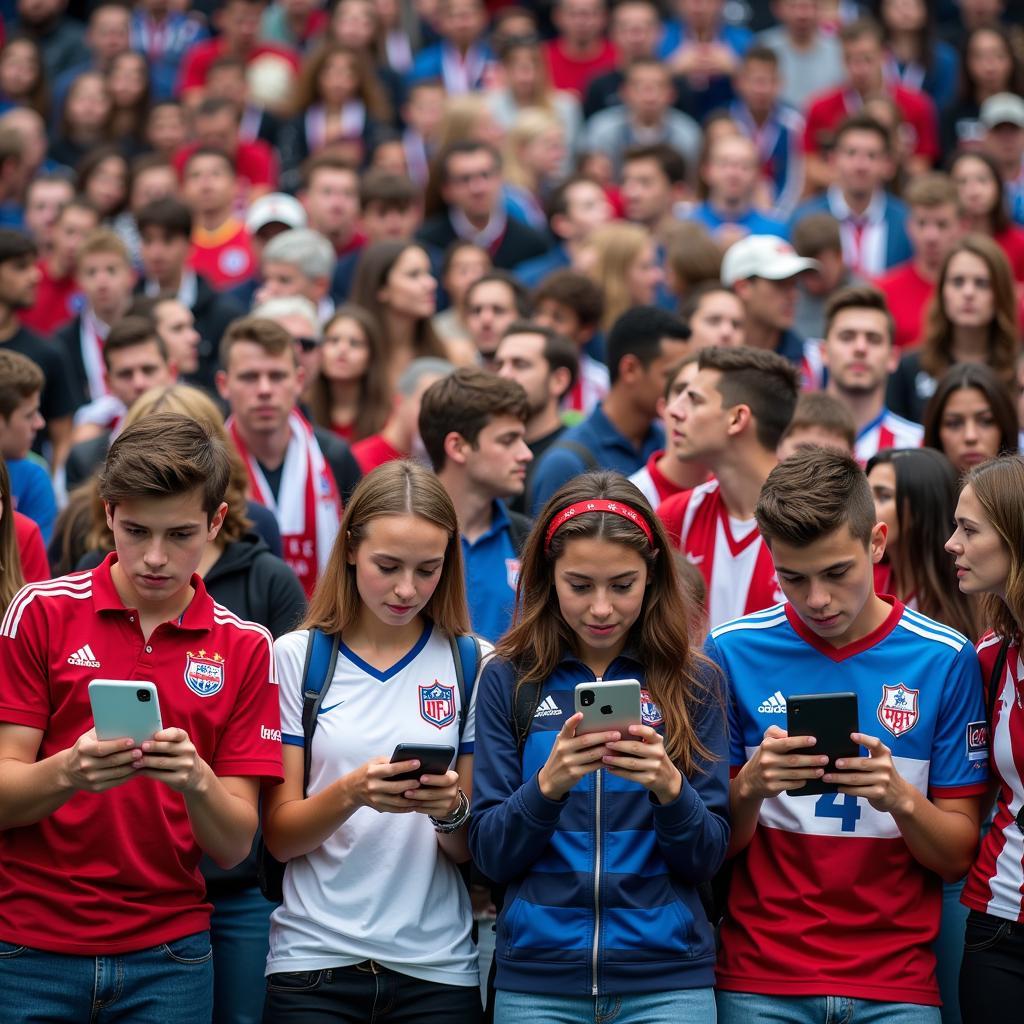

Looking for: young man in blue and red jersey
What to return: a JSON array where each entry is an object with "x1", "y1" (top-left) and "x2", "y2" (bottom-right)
[{"x1": 709, "y1": 447, "x2": 987, "y2": 1024}]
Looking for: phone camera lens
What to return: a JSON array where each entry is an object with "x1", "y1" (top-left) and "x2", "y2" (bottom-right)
[
  {"x1": 580, "y1": 690, "x2": 595, "y2": 707},
  {"x1": 137, "y1": 689, "x2": 151, "y2": 702},
  {"x1": 601, "y1": 704, "x2": 613, "y2": 716}
]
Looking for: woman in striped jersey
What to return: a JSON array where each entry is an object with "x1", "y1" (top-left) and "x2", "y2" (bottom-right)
[{"x1": 946, "y1": 454, "x2": 1024, "y2": 1021}]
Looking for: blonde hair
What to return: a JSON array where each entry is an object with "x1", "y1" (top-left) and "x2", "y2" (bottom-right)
[
  {"x1": 585, "y1": 222, "x2": 652, "y2": 334},
  {"x1": 302, "y1": 460, "x2": 470, "y2": 637},
  {"x1": 502, "y1": 107, "x2": 562, "y2": 193}
]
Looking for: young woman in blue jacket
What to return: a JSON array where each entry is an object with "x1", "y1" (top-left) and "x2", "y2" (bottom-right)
[{"x1": 469, "y1": 472, "x2": 730, "y2": 1023}]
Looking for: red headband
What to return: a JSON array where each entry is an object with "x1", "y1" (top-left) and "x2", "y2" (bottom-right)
[{"x1": 544, "y1": 499, "x2": 654, "y2": 553}]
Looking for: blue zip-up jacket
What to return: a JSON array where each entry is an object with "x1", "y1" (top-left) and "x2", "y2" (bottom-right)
[{"x1": 469, "y1": 651, "x2": 729, "y2": 997}]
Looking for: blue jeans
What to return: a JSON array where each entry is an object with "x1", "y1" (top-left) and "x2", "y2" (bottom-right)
[
  {"x1": 934, "y1": 878, "x2": 968, "y2": 1024},
  {"x1": 494, "y1": 987, "x2": 716, "y2": 1023},
  {"x1": 210, "y1": 886, "x2": 276, "y2": 1024},
  {"x1": 716, "y1": 991, "x2": 940, "y2": 1024},
  {"x1": 0, "y1": 931, "x2": 213, "y2": 1024}
]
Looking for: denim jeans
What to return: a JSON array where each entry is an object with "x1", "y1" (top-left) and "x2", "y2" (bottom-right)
[
  {"x1": 716, "y1": 991, "x2": 941, "y2": 1024},
  {"x1": 210, "y1": 885, "x2": 276, "y2": 1024},
  {"x1": 0, "y1": 930, "x2": 213, "y2": 1024},
  {"x1": 263, "y1": 961, "x2": 482, "y2": 1023},
  {"x1": 934, "y1": 878, "x2": 968, "y2": 1024},
  {"x1": 494, "y1": 987, "x2": 716, "y2": 1023},
  {"x1": 959, "y1": 909, "x2": 1024, "y2": 1024}
]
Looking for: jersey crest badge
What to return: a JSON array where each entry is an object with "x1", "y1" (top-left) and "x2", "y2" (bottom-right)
[
  {"x1": 877, "y1": 683, "x2": 919, "y2": 738},
  {"x1": 640, "y1": 689, "x2": 663, "y2": 727},
  {"x1": 184, "y1": 650, "x2": 225, "y2": 697},
  {"x1": 419, "y1": 681, "x2": 456, "y2": 729},
  {"x1": 505, "y1": 558, "x2": 520, "y2": 590}
]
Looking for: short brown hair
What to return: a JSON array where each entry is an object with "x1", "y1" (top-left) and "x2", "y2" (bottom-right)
[
  {"x1": 102, "y1": 315, "x2": 168, "y2": 370},
  {"x1": 532, "y1": 269, "x2": 604, "y2": 330},
  {"x1": 792, "y1": 212, "x2": 842, "y2": 258},
  {"x1": 757, "y1": 447, "x2": 876, "y2": 548},
  {"x1": 76, "y1": 228, "x2": 131, "y2": 269},
  {"x1": 833, "y1": 113, "x2": 891, "y2": 155},
  {"x1": 418, "y1": 367, "x2": 530, "y2": 471},
  {"x1": 903, "y1": 172, "x2": 958, "y2": 210},
  {"x1": 839, "y1": 16, "x2": 884, "y2": 47},
  {"x1": 302, "y1": 153, "x2": 359, "y2": 193},
  {"x1": 781, "y1": 392, "x2": 857, "y2": 450},
  {"x1": 98, "y1": 412, "x2": 231, "y2": 522},
  {"x1": 824, "y1": 284, "x2": 895, "y2": 346},
  {"x1": 697, "y1": 346, "x2": 800, "y2": 450},
  {"x1": 219, "y1": 316, "x2": 296, "y2": 370},
  {"x1": 359, "y1": 169, "x2": 417, "y2": 210},
  {"x1": 665, "y1": 222, "x2": 722, "y2": 289},
  {"x1": 0, "y1": 349, "x2": 43, "y2": 418}
]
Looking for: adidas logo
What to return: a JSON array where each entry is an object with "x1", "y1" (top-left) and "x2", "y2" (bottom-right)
[
  {"x1": 757, "y1": 690, "x2": 787, "y2": 714},
  {"x1": 67, "y1": 644, "x2": 101, "y2": 669},
  {"x1": 534, "y1": 695, "x2": 562, "y2": 718}
]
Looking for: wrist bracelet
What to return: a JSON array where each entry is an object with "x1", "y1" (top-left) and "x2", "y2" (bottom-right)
[{"x1": 431, "y1": 789, "x2": 470, "y2": 833}]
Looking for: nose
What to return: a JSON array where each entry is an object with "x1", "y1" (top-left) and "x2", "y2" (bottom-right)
[
  {"x1": 944, "y1": 530, "x2": 961, "y2": 555},
  {"x1": 590, "y1": 592, "x2": 613, "y2": 620},
  {"x1": 144, "y1": 539, "x2": 168, "y2": 568},
  {"x1": 963, "y1": 419, "x2": 979, "y2": 443},
  {"x1": 806, "y1": 578, "x2": 831, "y2": 612},
  {"x1": 393, "y1": 571, "x2": 417, "y2": 602}
]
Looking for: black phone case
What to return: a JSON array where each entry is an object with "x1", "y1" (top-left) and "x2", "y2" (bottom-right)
[
  {"x1": 785, "y1": 692, "x2": 860, "y2": 797},
  {"x1": 390, "y1": 744, "x2": 456, "y2": 782}
]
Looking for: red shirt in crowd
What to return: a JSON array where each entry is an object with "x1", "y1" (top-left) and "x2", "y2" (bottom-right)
[
  {"x1": 873, "y1": 262, "x2": 934, "y2": 350},
  {"x1": 0, "y1": 554, "x2": 283, "y2": 954},
  {"x1": 188, "y1": 219, "x2": 257, "y2": 290},
  {"x1": 542, "y1": 38, "x2": 618, "y2": 96},
  {"x1": 350, "y1": 435, "x2": 404, "y2": 476},
  {"x1": 994, "y1": 225, "x2": 1024, "y2": 284},
  {"x1": 803, "y1": 85, "x2": 939, "y2": 165},
  {"x1": 177, "y1": 39, "x2": 299, "y2": 96},
  {"x1": 14, "y1": 511, "x2": 47, "y2": 583},
  {"x1": 19, "y1": 260, "x2": 82, "y2": 335},
  {"x1": 174, "y1": 140, "x2": 279, "y2": 197}
]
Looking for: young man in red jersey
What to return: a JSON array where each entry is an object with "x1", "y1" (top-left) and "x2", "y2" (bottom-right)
[
  {"x1": 657, "y1": 345, "x2": 799, "y2": 628},
  {"x1": 0, "y1": 413, "x2": 283, "y2": 1023}
]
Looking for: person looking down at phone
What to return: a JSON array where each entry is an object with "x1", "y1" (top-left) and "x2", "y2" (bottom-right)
[
  {"x1": 945, "y1": 455, "x2": 1024, "y2": 1022},
  {"x1": 261, "y1": 460, "x2": 486, "y2": 1024},
  {"x1": 709, "y1": 447, "x2": 987, "y2": 1024},
  {"x1": 470, "y1": 471, "x2": 729, "y2": 1024},
  {"x1": 0, "y1": 413, "x2": 283, "y2": 1024}
]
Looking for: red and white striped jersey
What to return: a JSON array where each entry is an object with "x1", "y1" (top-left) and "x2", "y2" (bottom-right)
[
  {"x1": 657, "y1": 479, "x2": 783, "y2": 628},
  {"x1": 962, "y1": 632, "x2": 1024, "y2": 922},
  {"x1": 854, "y1": 408, "x2": 924, "y2": 466}
]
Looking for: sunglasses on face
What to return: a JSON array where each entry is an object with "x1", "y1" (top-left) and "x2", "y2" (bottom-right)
[{"x1": 295, "y1": 336, "x2": 321, "y2": 353}]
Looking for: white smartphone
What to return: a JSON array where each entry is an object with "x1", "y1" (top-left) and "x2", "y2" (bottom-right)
[
  {"x1": 574, "y1": 679, "x2": 642, "y2": 736},
  {"x1": 88, "y1": 680, "x2": 164, "y2": 745}
]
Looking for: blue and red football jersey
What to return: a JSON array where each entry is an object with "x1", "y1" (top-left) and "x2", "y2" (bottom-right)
[{"x1": 707, "y1": 598, "x2": 987, "y2": 1006}]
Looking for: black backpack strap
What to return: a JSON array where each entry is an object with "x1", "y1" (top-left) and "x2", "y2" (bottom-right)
[
  {"x1": 506, "y1": 510, "x2": 533, "y2": 558},
  {"x1": 987, "y1": 637, "x2": 1012, "y2": 726},
  {"x1": 449, "y1": 633, "x2": 481, "y2": 743},
  {"x1": 300, "y1": 628, "x2": 341, "y2": 796},
  {"x1": 512, "y1": 678, "x2": 542, "y2": 756}
]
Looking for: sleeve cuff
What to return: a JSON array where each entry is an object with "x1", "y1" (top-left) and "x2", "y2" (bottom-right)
[
  {"x1": 517, "y1": 769, "x2": 569, "y2": 826},
  {"x1": 649, "y1": 774, "x2": 703, "y2": 828}
]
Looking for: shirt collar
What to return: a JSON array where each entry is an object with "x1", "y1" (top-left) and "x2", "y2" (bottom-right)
[
  {"x1": 91, "y1": 552, "x2": 215, "y2": 630},
  {"x1": 827, "y1": 185, "x2": 885, "y2": 224}
]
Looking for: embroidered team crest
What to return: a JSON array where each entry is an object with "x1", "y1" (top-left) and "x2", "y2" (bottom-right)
[
  {"x1": 505, "y1": 558, "x2": 521, "y2": 590},
  {"x1": 640, "y1": 689, "x2": 663, "y2": 727},
  {"x1": 877, "y1": 683, "x2": 919, "y2": 738},
  {"x1": 219, "y1": 248, "x2": 249, "y2": 276},
  {"x1": 184, "y1": 650, "x2": 225, "y2": 697},
  {"x1": 419, "y1": 681, "x2": 457, "y2": 729}
]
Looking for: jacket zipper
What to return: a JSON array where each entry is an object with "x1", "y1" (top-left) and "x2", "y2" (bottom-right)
[{"x1": 591, "y1": 674, "x2": 603, "y2": 996}]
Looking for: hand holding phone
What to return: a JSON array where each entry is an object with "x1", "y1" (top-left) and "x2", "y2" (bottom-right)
[
  {"x1": 388, "y1": 743, "x2": 456, "y2": 783},
  {"x1": 785, "y1": 693, "x2": 860, "y2": 797}
]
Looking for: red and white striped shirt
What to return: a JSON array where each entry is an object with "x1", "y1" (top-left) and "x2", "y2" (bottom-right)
[
  {"x1": 657, "y1": 478, "x2": 784, "y2": 628},
  {"x1": 854, "y1": 407, "x2": 924, "y2": 466},
  {"x1": 962, "y1": 632, "x2": 1024, "y2": 922}
]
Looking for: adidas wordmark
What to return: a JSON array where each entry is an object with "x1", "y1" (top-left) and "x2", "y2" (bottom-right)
[
  {"x1": 67, "y1": 644, "x2": 101, "y2": 668},
  {"x1": 533, "y1": 695, "x2": 562, "y2": 718},
  {"x1": 757, "y1": 690, "x2": 787, "y2": 714}
]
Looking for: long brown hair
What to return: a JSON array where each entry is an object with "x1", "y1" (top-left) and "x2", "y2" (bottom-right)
[
  {"x1": 0, "y1": 458, "x2": 24, "y2": 615},
  {"x1": 349, "y1": 241, "x2": 450, "y2": 361},
  {"x1": 289, "y1": 41, "x2": 391, "y2": 122},
  {"x1": 962, "y1": 455, "x2": 1024, "y2": 646},
  {"x1": 919, "y1": 234, "x2": 1019, "y2": 384},
  {"x1": 497, "y1": 472, "x2": 717, "y2": 776},
  {"x1": 306, "y1": 304, "x2": 392, "y2": 440},
  {"x1": 302, "y1": 460, "x2": 470, "y2": 637}
]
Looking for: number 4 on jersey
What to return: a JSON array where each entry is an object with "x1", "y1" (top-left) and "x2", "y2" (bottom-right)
[{"x1": 814, "y1": 792, "x2": 862, "y2": 832}]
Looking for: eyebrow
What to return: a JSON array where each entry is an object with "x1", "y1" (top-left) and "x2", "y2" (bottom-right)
[
  {"x1": 121, "y1": 519, "x2": 200, "y2": 531},
  {"x1": 954, "y1": 517, "x2": 979, "y2": 529},
  {"x1": 373, "y1": 552, "x2": 445, "y2": 565},
  {"x1": 774, "y1": 559, "x2": 854, "y2": 575},
  {"x1": 563, "y1": 569, "x2": 640, "y2": 581}
]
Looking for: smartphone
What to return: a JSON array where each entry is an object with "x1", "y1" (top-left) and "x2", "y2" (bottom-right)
[
  {"x1": 785, "y1": 692, "x2": 860, "y2": 797},
  {"x1": 574, "y1": 680, "x2": 642, "y2": 736},
  {"x1": 88, "y1": 680, "x2": 164, "y2": 745},
  {"x1": 389, "y1": 743, "x2": 456, "y2": 783}
]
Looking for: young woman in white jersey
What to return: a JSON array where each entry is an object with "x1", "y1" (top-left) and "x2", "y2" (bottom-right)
[
  {"x1": 945, "y1": 454, "x2": 1024, "y2": 1021},
  {"x1": 262, "y1": 460, "x2": 482, "y2": 1023}
]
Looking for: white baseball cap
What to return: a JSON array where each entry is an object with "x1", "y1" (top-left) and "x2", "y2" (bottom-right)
[
  {"x1": 980, "y1": 92, "x2": 1024, "y2": 130},
  {"x1": 246, "y1": 192, "x2": 307, "y2": 235},
  {"x1": 721, "y1": 234, "x2": 821, "y2": 286}
]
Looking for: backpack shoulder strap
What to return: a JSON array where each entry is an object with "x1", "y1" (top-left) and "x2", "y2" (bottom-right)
[
  {"x1": 987, "y1": 636, "x2": 1012, "y2": 726},
  {"x1": 506, "y1": 510, "x2": 533, "y2": 558},
  {"x1": 300, "y1": 628, "x2": 341, "y2": 796},
  {"x1": 449, "y1": 633, "x2": 481, "y2": 743},
  {"x1": 551, "y1": 438, "x2": 598, "y2": 472},
  {"x1": 513, "y1": 678, "x2": 542, "y2": 756}
]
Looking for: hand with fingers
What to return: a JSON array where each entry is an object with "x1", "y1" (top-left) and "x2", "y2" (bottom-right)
[
  {"x1": 134, "y1": 727, "x2": 207, "y2": 792},
  {"x1": 60, "y1": 729, "x2": 144, "y2": 793},
  {"x1": 397, "y1": 769, "x2": 462, "y2": 818},
  {"x1": 342, "y1": 757, "x2": 440, "y2": 815},
  {"x1": 602, "y1": 724, "x2": 683, "y2": 804},
  {"x1": 538, "y1": 712, "x2": 620, "y2": 802},
  {"x1": 824, "y1": 732, "x2": 912, "y2": 815},
  {"x1": 735, "y1": 725, "x2": 831, "y2": 801}
]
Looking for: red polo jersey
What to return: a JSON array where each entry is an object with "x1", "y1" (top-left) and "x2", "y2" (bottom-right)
[
  {"x1": 19, "y1": 259, "x2": 83, "y2": 335},
  {"x1": 0, "y1": 554, "x2": 283, "y2": 954},
  {"x1": 874, "y1": 261, "x2": 934, "y2": 349},
  {"x1": 188, "y1": 218, "x2": 256, "y2": 290}
]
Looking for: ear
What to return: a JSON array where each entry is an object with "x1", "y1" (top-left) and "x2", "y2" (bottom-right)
[
  {"x1": 295, "y1": 361, "x2": 306, "y2": 392},
  {"x1": 206, "y1": 501, "x2": 229, "y2": 542},
  {"x1": 311, "y1": 275, "x2": 329, "y2": 302},
  {"x1": 885, "y1": 345, "x2": 898, "y2": 374},
  {"x1": 549, "y1": 365, "x2": 572, "y2": 402},
  {"x1": 443, "y1": 430, "x2": 470, "y2": 466},
  {"x1": 732, "y1": 278, "x2": 751, "y2": 303},
  {"x1": 655, "y1": 394, "x2": 667, "y2": 419},
  {"x1": 617, "y1": 352, "x2": 642, "y2": 383},
  {"x1": 215, "y1": 369, "x2": 229, "y2": 401},
  {"x1": 550, "y1": 212, "x2": 571, "y2": 241},
  {"x1": 870, "y1": 521, "x2": 888, "y2": 566},
  {"x1": 104, "y1": 500, "x2": 115, "y2": 532},
  {"x1": 725, "y1": 402, "x2": 753, "y2": 438}
]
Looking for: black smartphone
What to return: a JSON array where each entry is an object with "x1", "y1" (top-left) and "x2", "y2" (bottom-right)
[
  {"x1": 785, "y1": 692, "x2": 860, "y2": 797},
  {"x1": 389, "y1": 743, "x2": 456, "y2": 783}
]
